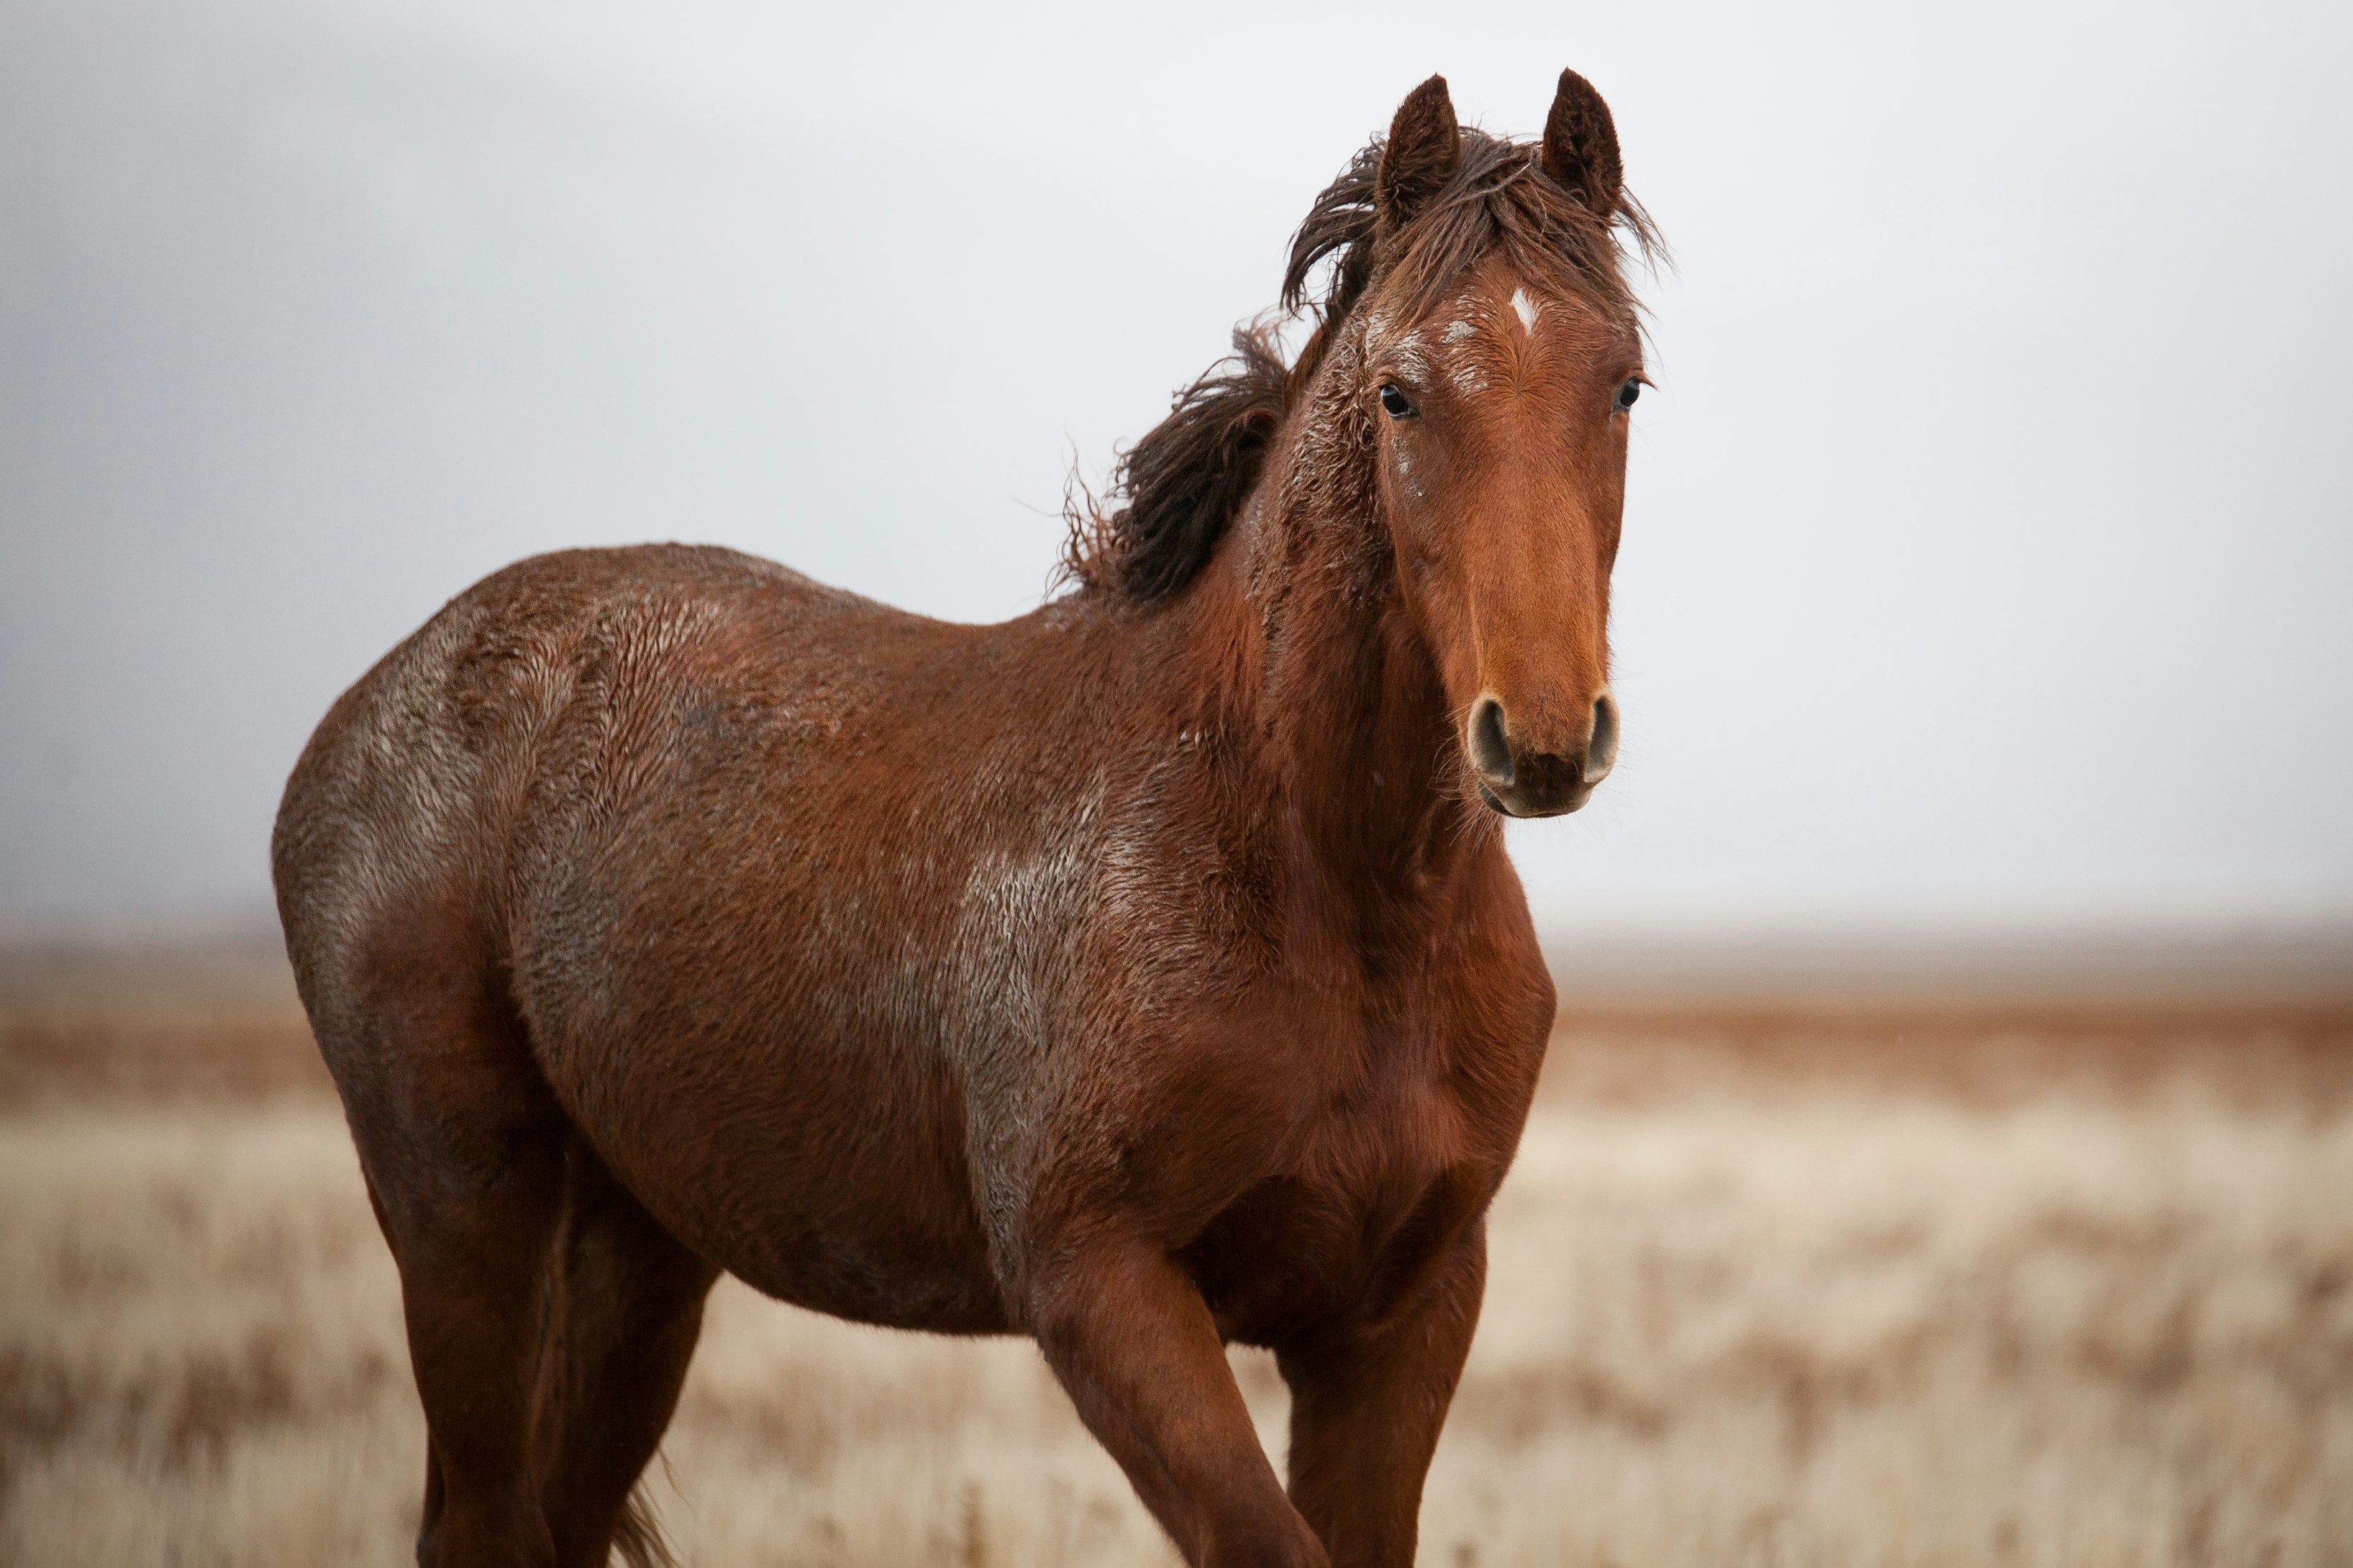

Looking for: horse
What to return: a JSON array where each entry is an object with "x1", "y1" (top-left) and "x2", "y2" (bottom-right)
[{"x1": 271, "y1": 68, "x2": 1656, "y2": 1568}]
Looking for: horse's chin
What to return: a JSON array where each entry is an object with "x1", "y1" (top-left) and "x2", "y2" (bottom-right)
[{"x1": 1476, "y1": 780, "x2": 1595, "y2": 819}]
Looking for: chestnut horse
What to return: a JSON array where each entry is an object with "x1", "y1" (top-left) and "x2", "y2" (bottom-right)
[{"x1": 273, "y1": 69, "x2": 1654, "y2": 1568}]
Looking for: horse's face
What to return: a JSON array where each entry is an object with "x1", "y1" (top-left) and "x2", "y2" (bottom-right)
[
  {"x1": 1364, "y1": 73, "x2": 1639, "y2": 818},
  {"x1": 1366, "y1": 255, "x2": 1637, "y2": 818}
]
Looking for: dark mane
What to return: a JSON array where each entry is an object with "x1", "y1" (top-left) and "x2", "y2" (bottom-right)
[{"x1": 1060, "y1": 126, "x2": 1659, "y2": 604}]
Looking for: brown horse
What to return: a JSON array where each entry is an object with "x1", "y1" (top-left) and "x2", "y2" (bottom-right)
[{"x1": 273, "y1": 68, "x2": 1654, "y2": 1568}]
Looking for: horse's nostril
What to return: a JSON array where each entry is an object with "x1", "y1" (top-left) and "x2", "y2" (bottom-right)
[
  {"x1": 1468, "y1": 696, "x2": 1514, "y2": 786},
  {"x1": 1584, "y1": 691, "x2": 1619, "y2": 784}
]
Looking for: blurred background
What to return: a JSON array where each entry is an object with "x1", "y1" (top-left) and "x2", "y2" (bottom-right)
[
  {"x1": 5, "y1": 0, "x2": 2349, "y2": 960},
  {"x1": 3, "y1": 2, "x2": 2350, "y2": 1564}
]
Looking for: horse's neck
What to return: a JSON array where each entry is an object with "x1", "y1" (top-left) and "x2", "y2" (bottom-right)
[{"x1": 1177, "y1": 414, "x2": 1496, "y2": 954}]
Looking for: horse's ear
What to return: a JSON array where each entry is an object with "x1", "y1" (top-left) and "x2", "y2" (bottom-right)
[
  {"x1": 1377, "y1": 75, "x2": 1460, "y2": 229},
  {"x1": 1541, "y1": 68, "x2": 1623, "y2": 218}
]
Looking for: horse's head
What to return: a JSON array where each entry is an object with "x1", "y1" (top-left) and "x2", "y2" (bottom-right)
[{"x1": 1348, "y1": 73, "x2": 1645, "y2": 818}]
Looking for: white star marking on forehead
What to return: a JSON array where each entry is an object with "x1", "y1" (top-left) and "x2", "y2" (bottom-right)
[{"x1": 1510, "y1": 288, "x2": 1540, "y2": 334}]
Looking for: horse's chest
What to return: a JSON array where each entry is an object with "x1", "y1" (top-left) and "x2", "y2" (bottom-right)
[{"x1": 1184, "y1": 1073, "x2": 1493, "y2": 1344}]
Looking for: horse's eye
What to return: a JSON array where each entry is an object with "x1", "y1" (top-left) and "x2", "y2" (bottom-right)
[
  {"x1": 1614, "y1": 378, "x2": 1642, "y2": 411},
  {"x1": 1379, "y1": 383, "x2": 1416, "y2": 419}
]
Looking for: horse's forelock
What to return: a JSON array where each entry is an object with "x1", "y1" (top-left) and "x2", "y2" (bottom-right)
[
  {"x1": 1061, "y1": 126, "x2": 1657, "y2": 606},
  {"x1": 1301, "y1": 129, "x2": 1658, "y2": 363}
]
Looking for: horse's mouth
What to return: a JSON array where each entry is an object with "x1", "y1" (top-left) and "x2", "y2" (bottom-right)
[{"x1": 1477, "y1": 779, "x2": 1595, "y2": 818}]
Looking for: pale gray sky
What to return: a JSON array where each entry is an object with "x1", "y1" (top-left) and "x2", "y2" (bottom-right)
[{"x1": 4, "y1": 0, "x2": 2349, "y2": 936}]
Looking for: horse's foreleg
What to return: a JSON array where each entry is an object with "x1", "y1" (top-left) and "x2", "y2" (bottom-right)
[
  {"x1": 1029, "y1": 1239, "x2": 1329, "y2": 1568},
  {"x1": 1276, "y1": 1225, "x2": 1486, "y2": 1568}
]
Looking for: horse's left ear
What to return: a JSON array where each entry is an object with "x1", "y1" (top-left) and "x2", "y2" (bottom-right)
[
  {"x1": 1377, "y1": 75, "x2": 1461, "y2": 230},
  {"x1": 1541, "y1": 68, "x2": 1623, "y2": 218}
]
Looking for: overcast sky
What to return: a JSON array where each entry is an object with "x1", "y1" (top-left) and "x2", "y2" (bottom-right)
[{"x1": 3, "y1": 0, "x2": 2349, "y2": 938}]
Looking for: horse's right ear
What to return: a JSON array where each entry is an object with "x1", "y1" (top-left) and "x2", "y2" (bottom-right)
[{"x1": 1377, "y1": 75, "x2": 1460, "y2": 231}]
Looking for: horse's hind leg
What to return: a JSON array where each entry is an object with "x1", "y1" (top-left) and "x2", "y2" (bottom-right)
[
  {"x1": 529, "y1": 1139, "x2": 717, "y2": 1568},
  {"x1": 320, "y1": 954, "x2": 569, "y2": 1568}
]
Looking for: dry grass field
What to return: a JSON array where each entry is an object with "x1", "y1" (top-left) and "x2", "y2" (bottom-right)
[{"x1": 3, "y1": 946, "x2": 2350, "y2": 1567}]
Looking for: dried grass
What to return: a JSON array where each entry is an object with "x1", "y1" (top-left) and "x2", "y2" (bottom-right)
[{"x1": 2, "y1": 1003, "x2": 2349, "y2": 1566}]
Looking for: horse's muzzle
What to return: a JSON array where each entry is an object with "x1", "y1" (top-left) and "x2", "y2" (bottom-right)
[{"x1": 1467, "y1": 689, "x2": 1618, "y2": 817}]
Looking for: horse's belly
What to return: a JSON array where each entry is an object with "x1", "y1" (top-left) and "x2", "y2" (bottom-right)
[
  {"x1": 719, "y1": 1213, "x2": 1013, "y2": 1335},
  {"x1": 547, "y1": 1026, "x2": 1012, "y2": 1335}
]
